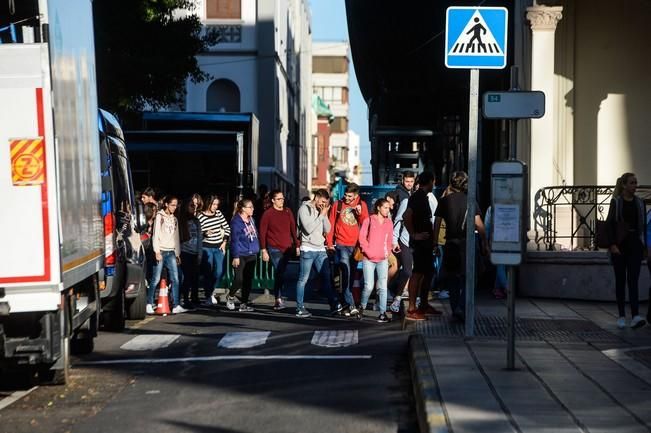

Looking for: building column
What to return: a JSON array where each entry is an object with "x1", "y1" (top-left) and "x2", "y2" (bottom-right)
[{"x1": 526, "y1": 5, "x2": 563, "y2": 235}]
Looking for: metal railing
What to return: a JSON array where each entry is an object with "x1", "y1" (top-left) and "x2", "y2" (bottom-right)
[{"x1": 533, "y1": 185, "x2": 651, "y2": 251}]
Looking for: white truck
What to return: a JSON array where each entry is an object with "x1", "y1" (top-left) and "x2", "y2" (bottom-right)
[{"x1": 0, "y1": 0, "x2": 105, "y2": 383}]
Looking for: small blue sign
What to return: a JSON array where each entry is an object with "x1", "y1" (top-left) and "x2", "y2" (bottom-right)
[{"x1": 445, "y1": 6, "x2": 508, "y2": 69}]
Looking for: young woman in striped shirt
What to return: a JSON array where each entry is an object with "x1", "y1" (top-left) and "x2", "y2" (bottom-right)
[{"x1": 198, "y1": 195, "x2": 230, "y2": 305}]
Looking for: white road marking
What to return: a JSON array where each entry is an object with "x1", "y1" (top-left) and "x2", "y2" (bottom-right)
[
  {"x1": 120, "y1": 334, "x2": 180, "y2": 351},
  {"x1": 602, "y1": 347, "x2": 651, "y2": 386},
  {"x1": 218, "y1": 332, "x2": 270, "y2": 349},
  {"x1": 0, "y1": 387, "x2": 37, "y2": 411},
  {"x1": 311, "y1": 330, "x2": 358, "y2": 348},
  {"x1": 76, "y1": 355, "x2": 373, "y2": 366}
]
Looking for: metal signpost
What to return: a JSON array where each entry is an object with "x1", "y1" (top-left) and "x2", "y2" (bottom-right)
[
  {"x1": 484, "y1": 68, "x2": 544, "y2": 369},
  {"x1": 489, "y1": 162, "x2": 527, "y2": 369},
  {"x1": 445, "y1": 6, "x2": 508, "y2": 337}
]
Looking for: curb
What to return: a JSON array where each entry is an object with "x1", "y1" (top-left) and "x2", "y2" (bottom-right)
[{"x1": 408, "y1": 333, "x2": 449, "y2": 433}]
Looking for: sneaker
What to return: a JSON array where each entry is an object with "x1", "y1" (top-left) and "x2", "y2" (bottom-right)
[
  {"x1": 172, "y1": 305, "x2": 188, "y2": 314},
  {"x1": 617, "y1": 317, "x2": 626, "y2": 329},
  {"x1": 493, "y1": 288, "x2": 506, "y2": 300},
  {"x1": 405, "y1": 309, "x2": 426, "y2": 321},
  {"x1": 330, "y1": 303, "x2": 344, "y2": 315},
  {"x1": 419, "y1": 304, "x2": 443, "y2": 316},
  {"x1": 438, "y1": 290, "x2": 450, "y2": 300},
  {"x1": 415, "y1": 297, "x2": 421, "y2": 308},
  {"x1": 296, "y1": 307, "x2": 312, "y2": 318},
  {"x1": 146, "y1": 304, "x2": 155, "y2": 315},
  {"x1": 226, "y1": 296, "x2": 236, "y2": 311},
  {"x1": 357, "y1": 306, "x2": 364, "y2": 320},
  {"x1": 377, "y1": 313, "x2": 391, "y2": 323},
  {"x1": 390, "y1": 297, "x2": 402, "y2": 313},
  {"x1": 239, "y1": 303, "x2": 254, "y2": 312},
  {"x1": 273, "y1": 298, "x2": 286, "y2": 310},
  {"x1": 630, "y1": 315, "x2": 646, "y2": 329},
  {"x1": 348, "y1": 305, "x2": 359, "y2": 316}
]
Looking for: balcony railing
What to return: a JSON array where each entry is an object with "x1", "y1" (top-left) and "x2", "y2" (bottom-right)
[{"x1": 533, "y1": 185, "x2": 651, "y2": 251}]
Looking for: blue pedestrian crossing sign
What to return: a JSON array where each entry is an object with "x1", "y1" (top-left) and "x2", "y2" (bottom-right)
[{"x1": 445, "y1": 6, "x2": 508, "y2": 69}]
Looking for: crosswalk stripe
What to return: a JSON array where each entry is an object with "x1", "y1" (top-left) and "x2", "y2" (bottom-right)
[
  {"x1": 311, "y1": 330, "x2": 358, "y2": 348},
  {"x1": 218, "y1": 332, "x2": 270, "y2": 349},
  {"x1": 120, "y1": 334, "x2": 180, "y2": 351}
]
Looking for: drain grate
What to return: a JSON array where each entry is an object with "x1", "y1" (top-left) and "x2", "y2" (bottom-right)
[{"x1": 416, "y1": 315, "x2": 620, "y2": 342}]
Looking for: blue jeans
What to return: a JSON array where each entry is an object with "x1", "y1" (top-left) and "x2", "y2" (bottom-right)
[
  {"x1": 202, "y1": 247, "x2": 225, "y2": 297},
  {"x1": 296, "y1": 250, "x2": 338, "y2": 310},
  {"x1": 148, "y1": 250, "x2": 180, "y2": 308},
  {"x1": 334, "y1": 245, "x2": 356, "y2": 305},
  {"x1": 268, "y1": 247, "x2": 292, "y2": 299},
  {"x1": 361, "y1": 259, "x2": 389, "y2": 314}
]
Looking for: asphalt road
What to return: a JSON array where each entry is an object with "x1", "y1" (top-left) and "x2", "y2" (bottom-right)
[{"x1": 0, "y1": 297, "x2": 418, "y2": 433}]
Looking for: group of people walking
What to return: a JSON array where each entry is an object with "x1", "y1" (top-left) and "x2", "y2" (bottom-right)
[{"x1": 136, "y1": 170, "x2": 649, "y2": 326}]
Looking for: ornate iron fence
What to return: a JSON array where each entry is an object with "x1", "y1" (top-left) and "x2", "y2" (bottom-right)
[{"x1": 533, "y1": 185, "x2": 651, "y2": 251}]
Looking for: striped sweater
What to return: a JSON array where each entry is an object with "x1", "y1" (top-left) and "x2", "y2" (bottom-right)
[{"x1": 197, "y1": 211, "x2": 230, "y2": 247}]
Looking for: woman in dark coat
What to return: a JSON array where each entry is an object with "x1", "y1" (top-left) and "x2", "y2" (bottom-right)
[{"x1": 606, "y1": 172, "x2": 646, "y2": 329}]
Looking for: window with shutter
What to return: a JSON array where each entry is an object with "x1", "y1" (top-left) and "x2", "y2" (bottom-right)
[{"x1": 206, "y1": 0, "x2": 241, "y2": 20}]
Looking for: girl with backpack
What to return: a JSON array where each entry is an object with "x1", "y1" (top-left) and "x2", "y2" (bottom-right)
[{"x1": 146, "y1": 196, "x2": 186, "y2": 315}]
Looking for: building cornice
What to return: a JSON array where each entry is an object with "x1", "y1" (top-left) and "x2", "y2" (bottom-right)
[{"x1": 526, "y1": 6, "x2": 563, "y2": 31}]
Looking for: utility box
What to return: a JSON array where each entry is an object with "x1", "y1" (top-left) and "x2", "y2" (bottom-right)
[{"x1": 490, "y1": 160, "x2": 528, "y2": 265}]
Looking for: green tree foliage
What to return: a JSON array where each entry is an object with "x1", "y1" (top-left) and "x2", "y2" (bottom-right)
[{"x1": 93, "y1": 0, "x2": 219, "y2": 115}]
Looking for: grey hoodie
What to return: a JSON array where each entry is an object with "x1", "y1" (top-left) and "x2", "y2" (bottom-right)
[{"x1": 297, "y1": 201, "x2": 331, "y2": 250}]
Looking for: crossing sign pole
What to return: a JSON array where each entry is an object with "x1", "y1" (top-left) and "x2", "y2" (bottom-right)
[
  {"x1": 445, "y1": 7, "x2": 508, "y2": 338},
  {"x1": 465, "y1": 68, "x2": 479, "y2": 338}
]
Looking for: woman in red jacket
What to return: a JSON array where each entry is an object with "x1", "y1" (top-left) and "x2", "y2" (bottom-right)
[{"x1": 358, "y1": 198, "x2": 397, "y2": 323}]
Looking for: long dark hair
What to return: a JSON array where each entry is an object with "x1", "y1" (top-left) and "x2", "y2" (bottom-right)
[{"x1": 202, "y1": 195, "x2": 221, "y2": 213}]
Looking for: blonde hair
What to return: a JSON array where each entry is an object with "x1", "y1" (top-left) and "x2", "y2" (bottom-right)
[{"x1": 613, "y1": 172, "x2": 635, "y2": 199}]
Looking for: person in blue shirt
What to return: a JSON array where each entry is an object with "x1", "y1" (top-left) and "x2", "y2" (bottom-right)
[{"x1": 226, "y1": 199, "x2": 260, "y2": 312}]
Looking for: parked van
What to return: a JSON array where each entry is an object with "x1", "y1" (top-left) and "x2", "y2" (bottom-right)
[{"x1": 99, "y1": 110, "x2": 148, "y2": 331}]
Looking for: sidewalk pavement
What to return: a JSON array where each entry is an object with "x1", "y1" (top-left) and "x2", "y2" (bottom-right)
[{"x1": 408, "y1": 294, "x2": 651, "y2": 433}]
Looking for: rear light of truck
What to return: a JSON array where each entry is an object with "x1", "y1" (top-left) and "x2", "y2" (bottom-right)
[{"x1": 104, "y1": 211, "x2": 116, "y2": 268}]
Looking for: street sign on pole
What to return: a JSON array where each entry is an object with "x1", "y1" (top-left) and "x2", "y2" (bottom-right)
[
  {"x1": 445, "y1": 7, "x2": 508, "y2": 69},
  {"x1": 445, "y1": 6, "x2": 508, "y2": 337},
  {"x1": 483, "y1": 91, "x2": 545, "y2": 119}
]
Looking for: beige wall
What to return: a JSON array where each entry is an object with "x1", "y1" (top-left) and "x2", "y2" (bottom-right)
[{"x1": 572, "y1": 0, "x2": 651, "y2": 185}]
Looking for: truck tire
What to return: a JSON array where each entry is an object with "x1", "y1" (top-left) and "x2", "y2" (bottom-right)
[
  {"x1": 127, "y1": 276, "x2": 147, "y2": 320},
  {"x1": 38, "y1": 337, "x2": 70, "y2": 385},
  {"x1": 102, "y1": 289, "x2": 125, "y2": 332},
  {"x1": 72, "y1": 275, "x2": 99, "y2": 354}
]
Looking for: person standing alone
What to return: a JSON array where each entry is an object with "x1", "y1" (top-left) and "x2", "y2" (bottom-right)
[
  {"x1": 259, "y1": 190, "x2": 300, "y2": 310},
  {"x1": 606, "y1": 173, "x2": 647, "y2": 329}
]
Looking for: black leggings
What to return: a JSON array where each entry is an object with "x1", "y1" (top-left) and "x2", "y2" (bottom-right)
[
  {"x1": 229, "y1": 255, "x2": 257, "y2": 303},
  {"x1": 612, "y1": 236, "x2": 643, "y2": 317}
]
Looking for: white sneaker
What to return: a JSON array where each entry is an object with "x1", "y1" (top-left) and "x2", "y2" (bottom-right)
[
  {"x1": 146, "y1": 304, "x2": 155, "y2": 315},
  {"x1": 390, "y1": 297, "x2": 401, "y2": 313},
  {"x1": 172, "y1": 305, "x2": 188, "y2": 314},
  {"x1": 617, "y1": 317, "x2": 626, "y2": 329},
  {"x1": 630, "y1": 315, "x2": 646, "y2": 329},
  {"x1": 226, "y1": 296, "x2": 236, "y2": 311},
  {"x1": 438, "y1": 290, "x2": 450, "y2": 300}
]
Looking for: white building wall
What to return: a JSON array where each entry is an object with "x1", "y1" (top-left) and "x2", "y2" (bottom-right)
[{"x1": 348, "y1": 130, "x2": 361, "y2": 184}]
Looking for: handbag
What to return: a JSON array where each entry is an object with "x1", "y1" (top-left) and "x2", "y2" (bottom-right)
[{"x1": 352, "y1": 245, "x2": 364, "y2": 262}]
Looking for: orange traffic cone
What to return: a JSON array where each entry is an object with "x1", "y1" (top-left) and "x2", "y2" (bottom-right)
[{"x1": 155, "y1": 278, "x2": 172, "y2": 316}]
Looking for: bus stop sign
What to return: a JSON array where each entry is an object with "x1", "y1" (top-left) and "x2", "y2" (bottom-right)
[{"x1": 483, "y1": 91, "x2": 546, "y2": 119}]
